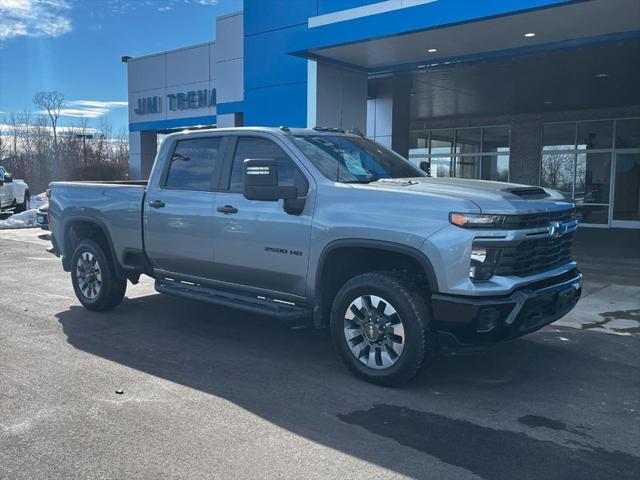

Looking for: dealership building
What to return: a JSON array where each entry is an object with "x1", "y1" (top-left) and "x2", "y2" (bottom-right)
[{"x1": 125, "y1": 0, "x2": 640, "y2": 229}]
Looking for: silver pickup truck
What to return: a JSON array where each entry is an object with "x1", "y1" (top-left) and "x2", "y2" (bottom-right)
[{"x1": 49, "y1": 127, "x2": 582, "y2": 385}]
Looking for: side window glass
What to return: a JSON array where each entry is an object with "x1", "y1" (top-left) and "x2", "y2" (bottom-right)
[
  {"x1": 164, "y1": 137, "x2": 222, "y2": 191},
  {"x1": 229, "y1": 137, "x2": 306, "y2": 194}
]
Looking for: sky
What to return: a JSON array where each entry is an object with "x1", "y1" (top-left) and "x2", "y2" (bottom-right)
[{"x1": 0, "y1": 0, "x2": 243, "y2": 133}]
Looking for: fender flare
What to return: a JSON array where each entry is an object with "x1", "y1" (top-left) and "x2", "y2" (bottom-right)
[
  {"x1": 315, "y1": 238, "x2": 440, "y2": 297},
  {"x1": 60, "y1": 215, "x2": 123, "y2": 276},
  {"x1": 312, "y1": 239, "x2": 440, "y2": 328}
]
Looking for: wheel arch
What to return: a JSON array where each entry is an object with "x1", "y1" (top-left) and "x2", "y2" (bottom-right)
[
  {"x1": 313, "y1": 239, "x2": 439, "y2": 327},
  {"x1": 61, "y1": 216, "x2": 121, "y2": 276}
]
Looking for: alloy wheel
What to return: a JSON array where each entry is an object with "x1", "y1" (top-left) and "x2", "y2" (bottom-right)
[
  {"x1": 343, "y1": 295, "x2": 405, "y2": 369},
  {"x1": 76, "y1": 251, "x2": 102, "y2": 300}
]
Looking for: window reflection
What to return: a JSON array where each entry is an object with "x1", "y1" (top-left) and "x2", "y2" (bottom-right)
[
  {"x1": 455, "y1": 128, "x2": 481, "y2": 154},
  {"x1": 543, "y1": 123, "x2": 576, "y2": 151},
  {"x1": 430, "y1": 129, "x2": 454, "y2": 154},
  {"x1": 408, "y1": 125, "x2": 510, "y2": 181},
  {"x1": 615, "y1": 119, "x2": 640, "y2": 149},
  {"x1": 482, "y1": 155, "x2": 509, "y2": 182},
  {"x1": 577, "y1": 121, "x2": 613, "y2": 150},
  {"x1": 541, "y1": 152, "x2": 575, "y2": 199},
  {"x1": 575, "y1": 153, "x2": 611, "y2": 204},
  {"x1": 454, "y1": 156, "x2": 480, "y2": 179},
  {"x1": 483, "y1": 126, "x2": 510, "y2": 153},
  {"x1": 430, "y1": 156, "x2": 452, "y2": 178}
]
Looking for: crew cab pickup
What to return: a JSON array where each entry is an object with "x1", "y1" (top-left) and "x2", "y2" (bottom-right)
[
  {"x1": 49, "y1": 127, "x2": 582, "y2": 385},
  {"x1": 0, "y1": 166, "x2": 30, "y2": 212}
]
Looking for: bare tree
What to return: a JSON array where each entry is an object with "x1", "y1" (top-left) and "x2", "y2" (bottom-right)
[
  {"x1": 33, "y1": 91, "x2": 65, "y2": 177},
  {"x1": 33, "y1": 91, "x2": 64, "y2": 146}
]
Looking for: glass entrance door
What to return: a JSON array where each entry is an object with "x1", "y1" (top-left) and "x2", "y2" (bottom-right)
[{"x1": 612, "y1": 153, "x2": 640, "y2": 228}]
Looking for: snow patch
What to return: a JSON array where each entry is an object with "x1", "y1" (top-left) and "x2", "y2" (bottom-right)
[
  {"x1": 31, "y1": 192, "x2": 48, "y2": 210},
  {"x1": 0, "y1": 209, "x2": 39, "y2": 229},
  {"x1": 0, "y1": 192, "x2": 48, "y2": 229}
]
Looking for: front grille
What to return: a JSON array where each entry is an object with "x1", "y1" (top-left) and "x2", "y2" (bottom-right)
[
  {"x1": 495, "y1": 231, "x2": 575, "y2": 277},
  {"x1": 501, "y1": 209, "x2": 575, "y2": 230}
]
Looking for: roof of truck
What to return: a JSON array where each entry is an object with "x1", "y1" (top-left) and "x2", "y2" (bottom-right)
[{"x1": 164, "y1": 126, "x2": 364, "y2": 138}]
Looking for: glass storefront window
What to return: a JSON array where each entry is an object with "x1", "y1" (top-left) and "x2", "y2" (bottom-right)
[
  {"x1": 410, "y1": 131, "x2": 429, "y2": 150},
  {"x1": 408, "y1": 131, "x2": 429, "y2": 169},
  {"x1": 430, "y1": 156, "x2": 452, "y2": 178},
  {"x1": 575, "y1": 152, "x2": 611, "y2": 204},
  {"x1": 613, "y1": 153, "x2": 640, "y2": 222},
  {"x1": 543, "y1": 123, "x2": 576, "y2": 151},
  {"x1": 482, "y1": 126, "x2": 510, "y2": 153},
  {"x1": 541, "y1": 152, "x2": 575, "y2": 199},
  {"x1": 455, "y1": 128, "x2": 481, "y2": 154},
  {"x1": 576, "y1": 205, "x2": 609, "y2": 224},
  {"x1": 481, "y1": 155, "x2": 509, "y2": 182},
  {"x1": 409, "y1": 126, "x2": 510, "y2": 181},
  {"x1": 540, "y1": 118, "x2": 640, "y2": 226},
  {"x1": 615, "y1": 119, "x2": 640, "y2": 149},
  {"x1": 430, "y1": 129, "x2": 454, "y2": 154},
  {"x1": 577, "y1": 120, "x2": 613, "y2": 150},
  {"x1": 454, "y1": 156, "x2": 481, "y2": 179}
]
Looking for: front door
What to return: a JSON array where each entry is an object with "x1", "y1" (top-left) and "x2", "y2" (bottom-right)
[
  {"x1": 612, "y1": 152, "x2": 640, "y2": 228},
  {"x1": 144, "y1": 135, "x2": 227, "y2": 280},
  {"x1": 213, "y1": 135, "x2": 313, "y2": 298}
]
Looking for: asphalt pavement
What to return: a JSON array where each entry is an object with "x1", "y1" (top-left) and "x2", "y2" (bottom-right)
[{"x1": 1, "y1": 229, "x2": 639, "y2": 480}]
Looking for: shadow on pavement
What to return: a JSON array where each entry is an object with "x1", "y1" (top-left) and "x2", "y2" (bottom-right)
[{"x1": 55, "y1": 293, "x2": 640, "y2": 479}]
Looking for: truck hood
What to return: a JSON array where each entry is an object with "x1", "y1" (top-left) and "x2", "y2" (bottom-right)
[{"x1": 357, "y1": 177, "x2": 573, "y2": 214}]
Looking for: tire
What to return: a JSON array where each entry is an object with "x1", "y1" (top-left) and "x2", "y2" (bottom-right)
[
  {"x1": 330, "y1": 271, "x2": 435, "y2": 386},
  {"x1": 14, "y1": 191, "x2": 30, "y2": 213},
  {"x1": 71, "y1": 239, "x2": 127, "y2": 311}
]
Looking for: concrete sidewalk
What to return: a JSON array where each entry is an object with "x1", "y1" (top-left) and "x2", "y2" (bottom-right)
[{"x1": 560, "y1": 228, "x2": 640, "y2": 335}]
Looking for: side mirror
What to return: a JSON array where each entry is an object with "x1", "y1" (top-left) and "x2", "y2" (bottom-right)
[
  {"x1": 4, "y1": 173, "x2": 13, "y2": 184},
  {"x1": 419, "y1": 161, "x2": 431, "y2": 176},
  {"x1": 243, "y1": 159, "x2": 297, "y2": 201}
]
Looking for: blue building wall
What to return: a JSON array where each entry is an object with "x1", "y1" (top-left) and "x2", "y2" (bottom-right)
[
  {"x1": 243, "y1": 0, "x2": 382, "y2": 127},
  {"x1": 242, "y1": 0, "x2": 579, "y2": 127}
]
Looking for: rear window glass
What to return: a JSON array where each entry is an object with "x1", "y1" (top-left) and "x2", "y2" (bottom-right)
[{"x1": 165, "y1": 137, "x2": 222, "y2": 191}]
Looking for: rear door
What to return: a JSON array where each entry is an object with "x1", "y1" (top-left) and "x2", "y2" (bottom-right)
[
  {"x1": 212, "y1": 134, "x2": 314, "y2": 298},
  {"x1": 144, "y1": 135, "x2": 228, "y2": 280}
]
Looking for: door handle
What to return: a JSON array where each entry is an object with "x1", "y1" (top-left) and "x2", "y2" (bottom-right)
[
  {"x1": 217, "y1": 204, "x2": 238, "y2": 214},
  {"x1": 148, "y1": 200, "x2": 165, "y2": 209}
]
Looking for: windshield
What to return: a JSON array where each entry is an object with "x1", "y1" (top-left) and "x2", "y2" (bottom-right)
[{"x1": 292, "y1": 135, "x2": 425, "y2": 183}]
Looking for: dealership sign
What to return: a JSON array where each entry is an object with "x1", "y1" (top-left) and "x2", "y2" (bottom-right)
[{"x1": 134, "y1": 88, "x2": 217, "y2": 115}]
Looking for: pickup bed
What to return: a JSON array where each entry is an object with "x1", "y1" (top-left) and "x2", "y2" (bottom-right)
[{"x1": 49, "y1": 127, "x2": 582, "y2": 385}]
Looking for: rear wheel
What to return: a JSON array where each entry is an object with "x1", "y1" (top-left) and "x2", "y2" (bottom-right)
[
  {"x1": 71, "y1": 239, "x2": 127, "y2": 311},
  {"x1": 330, "y1": 271, "x2": 435, "y2": 386},
  {"x1": 14, "y1": 191, "x2": 30, "y2": 213}
]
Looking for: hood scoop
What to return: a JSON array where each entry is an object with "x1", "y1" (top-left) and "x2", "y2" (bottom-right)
[{"x1": 503, "y1": 187, "x2": 550, "y2": 199}]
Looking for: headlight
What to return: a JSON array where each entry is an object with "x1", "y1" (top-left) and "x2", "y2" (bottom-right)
[
  {"x1": 469, "y1": 246, "x2": 501, "y2": 281},
  {"x1": 450, "y1": 212, "x2": 507, "y2": 228}
]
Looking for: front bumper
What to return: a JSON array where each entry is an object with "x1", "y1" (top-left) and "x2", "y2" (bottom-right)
[{"x1": 431, "y1": 269, "x2": 582, "y2": 348}]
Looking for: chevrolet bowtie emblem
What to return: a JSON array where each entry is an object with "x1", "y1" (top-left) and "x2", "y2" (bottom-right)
[{"x1": 547, "y1": 221, "x2": 563, "y2": 238}]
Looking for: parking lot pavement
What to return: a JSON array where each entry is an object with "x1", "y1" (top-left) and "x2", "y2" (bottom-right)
[{"x1": 1, "y1": 229, "x2": 639, "y2": 480}]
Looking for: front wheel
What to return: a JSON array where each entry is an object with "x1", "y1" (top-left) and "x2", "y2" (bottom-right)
[
  {"x1": 330, "y1": 271, "x2": 435, "y2": 386},
  {"x1": 71, "y1": 239, "x2": 127, "y2": 311}
]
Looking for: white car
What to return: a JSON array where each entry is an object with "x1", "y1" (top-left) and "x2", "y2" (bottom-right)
[{"x1": 0, "y1": 166, "x2": 30, "y2": 213}]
